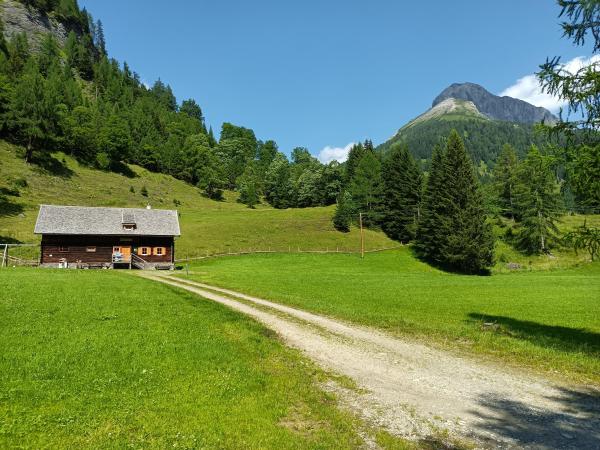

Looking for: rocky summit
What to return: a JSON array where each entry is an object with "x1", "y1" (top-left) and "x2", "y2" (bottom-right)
[{"x1": 432, "y1": 82, "x2": 557, "y2": 124}]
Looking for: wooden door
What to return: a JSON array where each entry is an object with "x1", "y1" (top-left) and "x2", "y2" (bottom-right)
[
  {"x1": 120, "y1": 246, "x2": 131, "y2": 261},
  {"x1": 113, "y1": 246, "x2": 131, "y2": 262}
]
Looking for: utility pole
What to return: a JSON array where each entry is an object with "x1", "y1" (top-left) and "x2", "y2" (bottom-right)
[{"x1": 359, "y1": 213, "x2": 365, "y2": 259}]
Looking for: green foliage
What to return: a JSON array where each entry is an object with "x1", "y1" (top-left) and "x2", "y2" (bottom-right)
[
  {"x1": 538, "y1": 0, "x2": 600, "y2": 131},
  {"x1": 514, "y1": 146, "x2": 563, "y2": 254},
  {"x1": 349, "y1": 149, "x2": 383, "y2": 226},
  {"x1": 237, "y1": 164, "x2": 260, "y2": 208},
  {"x1": 416, "y1": 131, "x2": 494, "y2": 273},
  {"x1": 333, "y1": 190, "x2": 354, "y2": 232},
  {"x1": 564, "y1": 222, "x2": 600, "y2": 261},
  {"x1": 8, "y1": 60, "x2": 55, "y2": 162},
  {"x1": 381, "y1": 144, "x2": 423, "y2": 242},
  {"x1": 140, "y1": 185, "x2": 148, "y2": 197},
  {"x1": 264, "y1": 152, "x2": 292, "y2": 209},
  {"x1": 566, "y1": 144, "x2": 600, "y2": 211},
  {"x1": 493, "y1": 144, "x2": 519, "y2": 219}
]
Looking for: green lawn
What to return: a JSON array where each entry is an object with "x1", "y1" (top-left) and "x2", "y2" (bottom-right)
[
  {"x1": 0, "y1": 268, "x2": 376, "y2": 449},
  {"x1": 180, "y1": 249, "x2": 600, "y2": 385}
]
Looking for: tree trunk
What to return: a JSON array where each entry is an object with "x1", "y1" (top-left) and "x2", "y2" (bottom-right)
[
  {"x1": 539, "y1": 210, "x2": 546, "y2": 252},
  {"x1": 25, "y1": 138, "x2": 33, "y2": 163}
]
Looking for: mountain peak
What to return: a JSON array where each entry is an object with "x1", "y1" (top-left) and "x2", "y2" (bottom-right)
[{"x1": 432, "y1": 82, "x2": 557, "y2": 124}]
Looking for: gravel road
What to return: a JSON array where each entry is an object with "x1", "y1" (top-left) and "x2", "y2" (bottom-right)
[{"x1": 142, "y1": 273, "x2": 600, "y2": 449}]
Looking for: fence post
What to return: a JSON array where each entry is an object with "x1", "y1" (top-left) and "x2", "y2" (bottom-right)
[{"x1": 2, "y1": 244, "x2": 7, "y2": 268}]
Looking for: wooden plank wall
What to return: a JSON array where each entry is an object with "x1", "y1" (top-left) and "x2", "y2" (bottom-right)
[{"x1": 41, "y1": 235, "x2": 174, "y2": 264}]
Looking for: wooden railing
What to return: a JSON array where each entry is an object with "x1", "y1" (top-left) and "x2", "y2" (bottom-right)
[{"x1": 131, "y1": 253, "x2": 148, "y2": 270}]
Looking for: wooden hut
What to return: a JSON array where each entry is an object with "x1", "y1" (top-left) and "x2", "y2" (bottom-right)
[{"x1": 34, "y1": 205, "x2": 180, "y2": 269}]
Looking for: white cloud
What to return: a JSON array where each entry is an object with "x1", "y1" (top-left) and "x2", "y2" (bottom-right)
[
  {"x1": 318, "y1": 142, "x2": 355, "y2": 164},
  {"x1": 499, "y1": 55, "x2": 600, "y2": 112}
]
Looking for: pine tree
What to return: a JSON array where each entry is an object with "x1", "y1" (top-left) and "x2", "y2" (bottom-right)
[
  {"x1": 37, "y1": 33, "x2": 60, "y2": 76},
  {"x1": 381, "y1": 144, "x2": 423, "y2": 242},
  {"x1": 96, "y1": 20, "x2": 106, "y2": 55},
  {"x1": 333, "y1": 190, "x2": 354, "y2": 232},
  {"x1": 344, "y1": 142, "x2": 365, "y2": 183},
  {"x1": 8, "y1": 33, "x2": 30, "y2": 76},
  {"x1": 514, "y1": 146, "x2": 563, "y2": 254},
  {"x1": 416, "y1": 130, "x2": 494, "y2": 273},
  {"x1": 264, "y1": 152, "x2": 292, "y2": 208},
  {"x1": 415, "y1": 145, "x2": 446, "y2": 262},
  {"x1": 9, "y1": 60, "x2": 50, "y2": 162},
  {"x1": 349, "y1": 150, "x2": 383, "y2": 226},
  {"x1": 64, "y1": 31, "x2": 78, "y2": 69},
  {"x1": 493, "y1": 144, "x2": 519, "y2": 219}
]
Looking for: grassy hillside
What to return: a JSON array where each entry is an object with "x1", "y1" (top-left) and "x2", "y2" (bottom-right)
[
  {"x1": 0, "y1": 268, "x2": 376, "y2": 448},
  {"x1": 0, "y1": 141, "x2": 396, "y2": 255},
  {"x1": 180, "y1": 249, "x2": 600, "y2": 385}
]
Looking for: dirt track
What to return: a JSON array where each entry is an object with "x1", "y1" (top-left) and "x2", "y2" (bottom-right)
[{"x1": 141, "y1": 273, "x2": 600, "y2": 449}]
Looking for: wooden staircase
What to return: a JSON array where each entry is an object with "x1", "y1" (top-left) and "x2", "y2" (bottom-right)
[{"x1": 131, "y1": 253, "x2": 148, "y2": 270}]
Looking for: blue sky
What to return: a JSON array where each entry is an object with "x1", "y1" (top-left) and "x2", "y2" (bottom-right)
[{"x1": 80, "y1": 0, "x2": 592, "y2": 162}]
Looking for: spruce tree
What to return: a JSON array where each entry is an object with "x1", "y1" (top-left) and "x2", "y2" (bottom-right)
[
  {"x1": 349, "y1": 150, "x2": 383, "y2": 226},
  {"x1": 381, "y1": 144, "x2": 423, "y2": 242},
  {"x1": 96, "y1": 20, "x2": 106, "y2": 55},
  {"x1": 415, "y1": 145, "x2": 446, "y2": 262},
  {"x1": 416, "y1": 131, "x2": 494, "y2": 273},
  {"x1": 9, "y1": 61, "x2": 49, "y2": 162},
  {"x1": 333, "y1": 190, "x2": 354, "y2": 232},
  {"x1": 344, "y1": 142, "x2": 365, "y2": 183},
  {"x1": 514, "y1": 146, "x2": 563, "y2": 254},
  {"x1": 493, "y1": 144, "x2": 519, "y2": 220}
]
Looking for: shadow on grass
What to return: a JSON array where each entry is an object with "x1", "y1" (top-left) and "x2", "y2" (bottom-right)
[
  {"x1": 0, "y1": 196, "x2": 24, "y2": 217},
  {"x1": 468, "y1": 313, "x2": 600, "y2": 356},
  {"x1": 469, "y1": 387, "x2": 600, "y2": 448},
  {"x1": 109, "y1": 160, "x2": 137, "y2": 178},
  {"x1": 0, "y1": 235, "x2": 22, "y2": 244},
  {"x1": 31, "y1": 152, "x2": 74, "y2": 178},
  {"x1": 409, "y1": 246, "x2": 492, "y2": 276}
]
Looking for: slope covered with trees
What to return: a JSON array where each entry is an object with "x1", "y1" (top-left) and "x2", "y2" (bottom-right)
[
  {"x1": 378, "y1": 115, "x2": 552, "y2": 167},
  {"x1": 0, "y1": 1, "x2": 344, "y2": 211}
]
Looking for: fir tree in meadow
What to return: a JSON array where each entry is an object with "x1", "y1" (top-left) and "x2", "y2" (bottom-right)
[
  {"x1": 344, "y1": 142, "x2": 365, "y2": 183},
  {"x1": 514, "y1": 146, "x2": 563, "y2": 254},
  {"x1": 493, "y1": 144, "x2": 519, "y2": 220},
  {"x1": 416, "y1": 130, "x2": 494, "y2": 273},
  {"x1": 381, "y1": 144, "x2": 423, "y2": 242},
  {"x1": 333, "y1": 190, "x2": 354, "y2": 232},
  {"x1": 414, "y1": 145, "x2": 446, "y2": 262},
  {"x1": 349, "y1": 150, "x2": 383, "y2": 226}
]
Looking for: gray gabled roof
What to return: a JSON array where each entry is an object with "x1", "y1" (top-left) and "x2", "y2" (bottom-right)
[{"x1": 34, "y1": 205, "x2": 181, "y2": 236}]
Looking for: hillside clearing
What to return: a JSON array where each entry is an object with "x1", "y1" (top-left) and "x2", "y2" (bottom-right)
[
  {"x1": 145, "y1": 273, "x2": 600, "y2": 449},
  {"x1": 0, "y1": 141, "x2": 395, "y2": 255},
  {"x1": 179, "y1": 249, "x2": 600, "y2": 385}
]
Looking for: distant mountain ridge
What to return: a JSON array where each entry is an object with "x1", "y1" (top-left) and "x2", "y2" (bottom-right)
[
  {"x1": 432, "y1": 82, "x2": 557, "y2": 125},
  {"x1": 377, "y1": 82, "x2": 556, "y2": 165}
]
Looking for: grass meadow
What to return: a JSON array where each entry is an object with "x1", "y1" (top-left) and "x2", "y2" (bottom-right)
[
  {"x1": 0, "y1": 268, "x2": 384, "y2": 449},
  {"x1": 181, "y1": 249, "x2": 600, "y2": 385}
]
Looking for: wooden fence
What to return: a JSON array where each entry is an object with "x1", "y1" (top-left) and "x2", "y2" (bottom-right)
[
  {"x1": 174, "y1": 245, "x2": 403, "y2": 263},
  {"x1": 0, "y1": 244, "x2": 39, "y2": 268}
]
